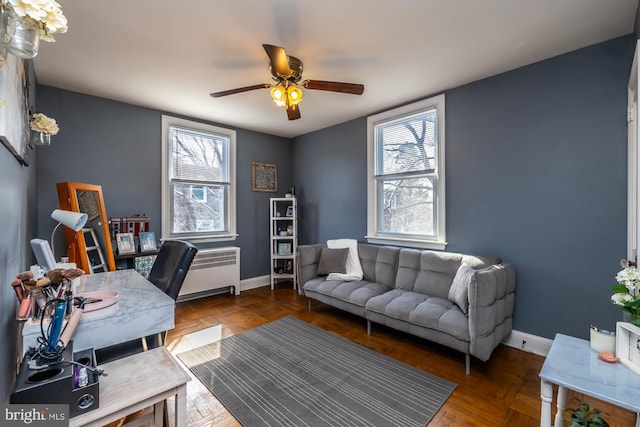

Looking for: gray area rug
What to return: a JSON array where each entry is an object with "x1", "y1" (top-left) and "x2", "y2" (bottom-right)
[{"x1": 177, "y1": 316, "x2": 456, "y2": 427}]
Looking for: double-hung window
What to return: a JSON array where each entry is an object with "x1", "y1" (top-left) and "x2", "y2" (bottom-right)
[
  {"x1": 161, "y1": 115, "x2": 237, "y2": 242},
  {"x1": 366, "y1": 94, "x2": 446, "y2": 249}
]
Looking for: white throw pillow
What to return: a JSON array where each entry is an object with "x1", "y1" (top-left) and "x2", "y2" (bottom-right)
[
  {"x1": 448, "y1": 263, "x2": 475, "y2": 314},
  {"x1": 326, "y1": 239, "x2": 363, "y2": 281}
]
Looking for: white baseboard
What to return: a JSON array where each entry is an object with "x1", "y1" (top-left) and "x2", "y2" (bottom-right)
[
  {"x1": 502, "y1": 329, "x2": 553, "y2": 356},
  {"x1": 240, "y1": 275, "x2": 270, "y2": 292}
]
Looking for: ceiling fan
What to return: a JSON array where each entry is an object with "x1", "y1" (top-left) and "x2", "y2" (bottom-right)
[{"x1": 210, "y1": 44, "x2": 365, "y2": 121}]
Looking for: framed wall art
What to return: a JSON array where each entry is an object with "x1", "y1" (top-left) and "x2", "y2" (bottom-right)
[
  {"x1": 252, "y1": 161, "x2": 277, "y2": 192},
  {"x1": 0, "y1": 51, "x2": 31, "y2": 166}
]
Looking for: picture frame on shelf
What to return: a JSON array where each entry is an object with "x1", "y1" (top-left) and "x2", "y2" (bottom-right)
[
  {"x1": 116, "y1": 232, "x2": 136, "y2": 255},
  {"x1": 616, "y1": 321, "x2": 640, "y2": 375},
  {"x1": 277, "y1": 242, "x2": 292, "y2": 256},
  {"x1": 286, "y1": 206, "x2": 293, "y2": 217},
  {"x1": 139, "y1": 231, "x2": 157, "y2": 252}
]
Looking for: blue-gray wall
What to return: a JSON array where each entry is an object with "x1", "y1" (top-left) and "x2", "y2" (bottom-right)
[
  {"x1": 35, "y1": 87, "x2": 292, "y2": 280},
  {"x1": 293, "y1": 118, "x2": 368, "y2": 244},
  {"x1": 292, "y1": 35, "x2": 634, "y2": 340}
]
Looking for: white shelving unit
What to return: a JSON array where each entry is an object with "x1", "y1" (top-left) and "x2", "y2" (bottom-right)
[{"x1": 270, "y1": 197, "x2": 297, "y2": 290}]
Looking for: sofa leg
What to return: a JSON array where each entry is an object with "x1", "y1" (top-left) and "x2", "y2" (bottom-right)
[
  {"x1": 465, "y1": 354, "x2": 471, "y2": 375},
  {"x1": 367, "y1": 320, "x2": 371, "y2": 336},
  {"x1": 307, "y1": 299, "x2": 311, "y2": 312}
]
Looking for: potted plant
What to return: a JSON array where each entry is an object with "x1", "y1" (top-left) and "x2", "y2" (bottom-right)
[
  {"x1": 567, "y1": 396, "x2": 609, "y2": 427},
  {"x1": 612, "y1": 266, "x2": 640, "y2": 327}
]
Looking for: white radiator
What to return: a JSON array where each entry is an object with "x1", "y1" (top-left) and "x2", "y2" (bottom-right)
[{"x1": 177, "y1": 246, "x2": 240, "y2": 301}]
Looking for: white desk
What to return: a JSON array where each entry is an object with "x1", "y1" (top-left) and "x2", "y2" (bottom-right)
[
  {"x1": 539, "y1": 333, "x2": 640, "y2": 427},
  {"x1": 21, "y1": 270, "x2": 175, "y2": 353}
]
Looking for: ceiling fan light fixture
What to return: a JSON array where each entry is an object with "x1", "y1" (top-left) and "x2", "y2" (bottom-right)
[
  {"x1": 287, "y1": 86, "x2": 303, "y2": 106},
  {"x1": 211, "y1": 44, "x2": 363, "y2": 121},
  {"x1": 270, "y1": 85, "x2": 287, "y2": 106}
]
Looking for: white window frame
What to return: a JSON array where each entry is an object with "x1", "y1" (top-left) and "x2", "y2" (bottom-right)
[
  {"x1": 161, "y1": 115, "x2": 237, "y2": 243},
  {"x1": 366, "y1": 94, "x2": 446, "y2": 250}
]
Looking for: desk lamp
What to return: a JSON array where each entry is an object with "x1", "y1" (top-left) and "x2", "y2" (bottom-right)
[
  {"x1": 50, "y1": 209, "x2": 88, "y2": 261},
  {"x1": 30, "y1": 209, "x2": 87, "y2": 271}
]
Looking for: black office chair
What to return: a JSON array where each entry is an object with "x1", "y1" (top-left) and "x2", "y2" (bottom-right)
[
  {"x1": 147, "y1": 240, "x2": 198, "y2": 301},
  {"x1": 142, "y1": 240, "x2": 198, "y2": 349},
  {"x1": 96, "y1": 240, "x2": 198, "y2": 362}
]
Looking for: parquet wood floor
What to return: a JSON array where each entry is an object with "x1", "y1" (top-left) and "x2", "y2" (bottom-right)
[{"x1": 165, "y1": 285, "x2": 637, "y2": 426}]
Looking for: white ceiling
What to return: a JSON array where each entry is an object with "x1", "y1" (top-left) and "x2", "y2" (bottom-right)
[{"x1": 33, "y1": 0, "x2": 638, "y2": 139}]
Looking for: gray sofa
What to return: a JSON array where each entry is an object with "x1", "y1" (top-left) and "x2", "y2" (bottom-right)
[{"x1": 297, "y1": 242, "x2": 515, "y2": 374}]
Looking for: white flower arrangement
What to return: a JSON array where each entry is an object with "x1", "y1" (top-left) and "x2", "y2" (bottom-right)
[
  {"x1": 5, "y1": 0, "x2": 67, "y2": 42},
  {"x1": 611, "y1": 267, "x2": 640, "y2": 322},
  {"x1": 30, "y1": 113, "x2": 59, "y2": 135}
]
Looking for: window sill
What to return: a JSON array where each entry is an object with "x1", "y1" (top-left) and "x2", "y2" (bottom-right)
[{"x1": 365, "y1": 235, "x2": 447, "y2": 250}]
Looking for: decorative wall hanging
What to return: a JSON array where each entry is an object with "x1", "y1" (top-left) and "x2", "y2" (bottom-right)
[
  {"x1": 252, "y1": 161, "x2": 277, "y2": 192},
  {"x1": 0, "y1": 50, "x2": 30, "y2": 165}
]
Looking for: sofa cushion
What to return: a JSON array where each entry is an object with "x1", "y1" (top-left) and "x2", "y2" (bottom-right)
[
  {"x1": 316, "y1": 248, "x2": 349, "y2": 276},
  {"x1": 304, "y1": 277, "x2": 390, "y2": 307},
  {"x1": 448, "y1": 263, "x2": 475, "y2": 314},
  {"x1": 395, "y1": 249, "x2": 462, "y2": 298},
  {"x1": 365, "y1": 289, "x2": 470, "y2": 341},
  {"x1": 326, "y1": 239, "x2": 363, "y2": 281}
]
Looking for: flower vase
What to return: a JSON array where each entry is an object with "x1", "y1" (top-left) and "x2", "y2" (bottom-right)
[
  {"x1": 0, "y1": 7, "x2": 39, "y2": 59},
  {"x1": 32, "y1": 131, "x2": 50, "y2": 146},
  {"x1": 623, "y1": 311, "x2": 640, "y2": 328}
]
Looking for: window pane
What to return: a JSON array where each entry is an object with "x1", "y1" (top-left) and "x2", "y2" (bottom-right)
[
  {"x1": 172, "y1": 183, "x2": 227, "y2": 233},
  {"x1": 379, "y1": 176, "x2": 435, "y2": 236},
  {"x1": 170, "y1": 127, "x2": 228, "y2": 182},
  {"x1": 189, "y1": 185, "x2": 207, "y2": 203},
  {"x1": 377, "y1": 109, "x2": 436, "y2": 176}
]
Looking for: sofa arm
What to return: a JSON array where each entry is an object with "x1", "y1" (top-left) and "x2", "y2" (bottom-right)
[
  {"x1": 296, "y1": 244, "x2": 325, "y2": 295},
  {"x1": 468, "y1": 263, "x2": 516, "y2": 361}
]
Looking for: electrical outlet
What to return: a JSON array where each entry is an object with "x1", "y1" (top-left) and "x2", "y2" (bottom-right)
[{"x1": 520, "y1": 340, "x2": 527, "y2": 350}]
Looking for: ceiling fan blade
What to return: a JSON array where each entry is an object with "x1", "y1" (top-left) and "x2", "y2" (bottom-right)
[
  {"x1": 286, "y1": 104, "x2": 301, "y2": 121},
  {"x1": 210, "y1": 84, "x2": 270, "y2": 98},
  {"x1": 303, "y1": 80, "x2": 364, "y2": 95},
  {"x1": 263, "y1": 44, "x2": 292, "y2": 77}
]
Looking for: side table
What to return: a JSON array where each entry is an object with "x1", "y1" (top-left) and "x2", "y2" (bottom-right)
[
  {"x1": 539, "y1": 333, "x2": 640, "y2": 427},
  {"x1": 69, "y1": 346, "x2": 190, "y2": 427}
]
